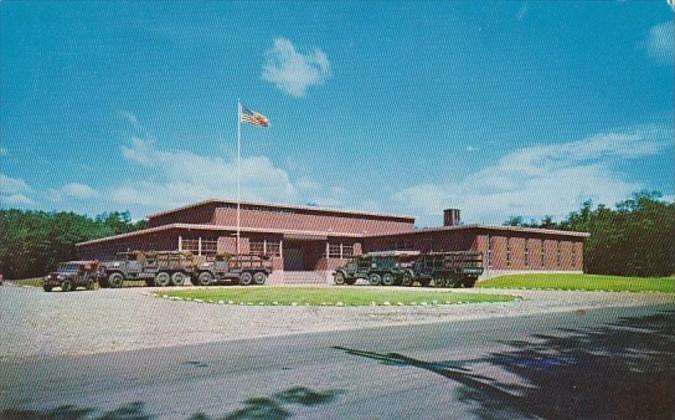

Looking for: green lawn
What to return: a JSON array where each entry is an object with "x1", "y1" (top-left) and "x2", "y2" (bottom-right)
[
  {"x1": 477, "y1": 273, "x2": 675, "y2": 293},
  {"x1": 160, "y1": 287, "x2": 517, "y2": 306}
]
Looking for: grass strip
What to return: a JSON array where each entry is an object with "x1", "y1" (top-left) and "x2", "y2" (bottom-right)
[
  {"x1": 160, "y1": 287, "x2": 517, "y2": 306},
  {"x1": 477, "y1": 273, "x2": 675, "y2": 293}
]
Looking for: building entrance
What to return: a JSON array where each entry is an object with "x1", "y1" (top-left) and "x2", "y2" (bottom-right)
[{"x1": 283, "y1": 246, "x2": 305, "y2": 271}]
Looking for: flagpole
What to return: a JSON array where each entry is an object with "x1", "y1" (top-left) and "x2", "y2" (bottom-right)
[{"x1": 236, "y1": 98, "x2": 241, "y2": 256}]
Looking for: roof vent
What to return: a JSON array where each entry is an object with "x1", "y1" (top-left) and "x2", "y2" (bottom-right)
[{"x1": 444, "y1": 209, "x2": 461, "y2": 226}]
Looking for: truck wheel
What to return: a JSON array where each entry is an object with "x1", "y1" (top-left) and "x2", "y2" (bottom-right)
[
  {"x1": 60, "y1": 280, "x2": 73, "y2": 292},
  {"x1": 154, "y1": 272, "x2": 171, "y2": 287},
  {"x1": 434, "y1": 278, "x2": 446, "y2": 288},
  {"x1": 197, "y1": 272, "x2": 213, "y2": 286},
  {"x1": 108, "y1": 273, "x2": 124, "y2": 289},
  {"x1": 462, "y1": 277, "x2": 477, "y2": 288},
  {"x1": 253, "y1": 272, "x2": 267, "y2": 285},
  {"x1": 171, "y1": 272, "x2": 186, "y2": 287},
  {"x1": 239, "y1": 272, "x2": 253, "y2": 286},
  {"x1": 43, "y1": 285, "x2": 52, "y2": 292},
  {"x1": 401, "y1": 272, "x2": 414, "y2": 287},
  {"x1": 368, "y1": 273, "x2": 382, "y2": 286},
  {"x1": 382, "y1": 273, "x2": 395, "y2": 286},
  {"x1": 334, "y1": 272, "x2": 346, "y2": 286}
]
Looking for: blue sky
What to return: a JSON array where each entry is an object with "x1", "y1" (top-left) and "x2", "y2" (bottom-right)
[{"x1": 1, "y1": 0, "x2": 673, "y2": 226}]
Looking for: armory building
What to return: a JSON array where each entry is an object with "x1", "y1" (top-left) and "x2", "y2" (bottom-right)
[{"x1": 77, "y1": 199, "x2": 589, "y2": 283}]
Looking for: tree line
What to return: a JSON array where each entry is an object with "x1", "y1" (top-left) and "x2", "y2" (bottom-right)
[
  {"x1": 0, "y1": 210, "x2": 147, "y2": 279},
  {"x1": 504, "y1": 191, "x2": 674, "y2": 277}
]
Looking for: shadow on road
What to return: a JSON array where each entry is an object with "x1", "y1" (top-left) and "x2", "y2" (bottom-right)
[
  {"x1": 1, "y1": 401, "x2": 151, "y2": 420},
  {"x1": 334, "y1": 308, "x2": 675, "y2": 419},
  {"x1": 2, "y1": 387, "x2": 344, "y2": 420},
  {"x1": 191, "y1": 387, "x2": 345, "y2": 419}
]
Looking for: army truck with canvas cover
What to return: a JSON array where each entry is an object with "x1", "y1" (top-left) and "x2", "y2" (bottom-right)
[
  {"x1": 333, "y1": 251, "x2": 484, "y2": 288},
  {"x1": 43, "y1": 261, "x2": 100, "y2": 292},
  {"x1": 98, "y1": 251, "x2": 196, "y2": 288},
  {"x1": 333, "y1": 252, "x2": 413, "y2": 286},
  {"x1": 194, "y1": 254, "x2": 273, "y2": 286},
  {"x1": 412, "y1": 251, "x2": 484, "y2": 287}
]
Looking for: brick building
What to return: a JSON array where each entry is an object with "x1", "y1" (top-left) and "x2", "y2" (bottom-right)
[{"x1": 77, "y1": 199, "x2": 589, "y2": 283}]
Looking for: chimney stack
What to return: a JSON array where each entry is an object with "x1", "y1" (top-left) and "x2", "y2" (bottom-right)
[{"x1": 444, "y1": 208, "x2": 461, "y2": 226}]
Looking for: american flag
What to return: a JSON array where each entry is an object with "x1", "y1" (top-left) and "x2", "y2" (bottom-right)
[{"x1": 240, "y1": 105, "x2": 270, "y2": 127}]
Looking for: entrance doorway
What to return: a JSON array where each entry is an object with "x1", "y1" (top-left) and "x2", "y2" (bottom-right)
[{"x1": 283, "y1": 246, "x2": 305, "y2": 271}]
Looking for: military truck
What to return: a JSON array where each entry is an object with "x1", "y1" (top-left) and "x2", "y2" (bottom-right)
[
  {"x1": 333, "y1": 250, "x2": 484, "y2": 288},
  {"x1": 333, "y1": 252, "x2": 413, "y2": 286},
  {"x1": 412, "y1": 251, "x2": 484, "y2": 288},
  {"x1": 43, "y1": 261, "x2": 100, "y2": 292},
  {"x1": 194, "y1": 254, "x2": 273, "y2": 286},
  {"x1": 98, "y1": 251, "x2": 196, "y2": 288}
]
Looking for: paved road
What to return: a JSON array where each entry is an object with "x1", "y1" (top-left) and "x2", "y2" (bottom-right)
[{"x1": 1, "y1": 304, "x2": 673, "y2": 419}]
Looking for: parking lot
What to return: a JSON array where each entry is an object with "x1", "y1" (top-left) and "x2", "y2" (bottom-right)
[{"x1": 1, "y1": 283, "x2": 672, "y2": 360}]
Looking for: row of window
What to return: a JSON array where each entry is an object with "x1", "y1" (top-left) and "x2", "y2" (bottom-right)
[
  {"x1": 248, "y1": 240, "x2": 282, "y2": 257},
  {"x1": 324, "y1": 243, "x2": 355, "y2": 258},
  {"x1": 181, "y1": 239, "x2": 218, "y2": 257}
]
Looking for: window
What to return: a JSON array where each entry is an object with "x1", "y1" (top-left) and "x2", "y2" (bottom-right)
[
  {"x1": 524, "y1": 239, "x2": 529, "y2": 267},
  {"x1": 571, "y1": 243, "x2": 577, "y2": 267},
  {"x1": 182, "y1": 239, "x2": 199, "y2": 253},
  {"x1": 249, "y1": 239, "x2": 280, "y2": 257},
  {"x1": 266, "y1": 241, "x2": 281, "y2": 257},
  {"x1": 342, "y1": 244, "x2": 354, "y2": 257},
  {"x1": 506, "y1": 237, "x2": 511, "y2": 267},
  {"x1": 487, "y1": 236, "x2": 493, "y2": 268},
  {"x1": 540, "y1": 240, "x2": 545, "y2": 268},
  {"x1": 249, "y1": 240, "x2": 265, "y2": 256},
  {"x1": 201, "y1": 240, "x2": 217, "y2": 257},
  {"x1": 328, "y1": 243, "x2": 341, "y2": 258},
  {"x1": 556, "y1": 241, "x2": 562, "y2": 268}
]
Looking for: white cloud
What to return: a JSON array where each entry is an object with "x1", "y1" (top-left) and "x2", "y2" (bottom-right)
[
  {"x1": 262, "y1": 37, "x2": 331, "y2": 97},
  {"x1": 296, "y1": 176, "x2": 322, "y2": 193},
  {"x1": 0, "y1": 173, "x2": 32, "y2": 195},
  {"x1": 516, "y1": 1, "x2": 528, "y2": 21},
  {"x1": 61, "y1": 183, "x2": 99, "y2": 199},
  {"x1": 2, "y1": 193, "x2": 34, "y2": 206},
  {"x1": 394, "y1": 126, "x2": 673, "y2": 224},
  {"x1": 110, "y1": 137, "x2": 299, "y2": 210},
  {"x1": 118, "y1": 110, "x2": 141, "y2": 130},
  {"x1": 0, "y1": 173, "x2": 34, "y2": 206},
  {"x1": 0, "y1": 147, "x2": 7, "y2": 156},
  {"x1": 646, "y1": 21, "x2": 674, "y2": 65}
]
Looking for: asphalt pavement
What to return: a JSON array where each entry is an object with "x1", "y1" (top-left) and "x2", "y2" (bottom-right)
[{"x1": 1, "y1": 304, "x2": 673, "y2": 419}]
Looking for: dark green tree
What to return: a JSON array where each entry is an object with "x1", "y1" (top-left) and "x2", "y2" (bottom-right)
[{"x1": 0, "y1": 209, "x2": 147, "y2": 279}]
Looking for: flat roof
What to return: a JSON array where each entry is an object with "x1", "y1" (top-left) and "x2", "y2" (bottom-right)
[
  {"x1": 367, "y1": 223, "x2": 590, "y2": 238},
  {"x1": 76, "y1": 223, "x2": 366, "y2": 246},
  {"x1": 77, "y1": 221, "x2": 589, "y2": 247},
  {"x1": 146, "y1": 199, "x2": 416, "y2": 222}
]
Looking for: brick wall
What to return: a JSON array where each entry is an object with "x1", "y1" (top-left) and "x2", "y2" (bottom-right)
[
  {"x1": 364, "y1": 228, "x2": 585, "y2": 273},
  {"x1": 210, "y1": 207, "x2": 413, "y2": 235},
  {"x1": 148, "y1": 202, "x2": 220, "y2": 227}
]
